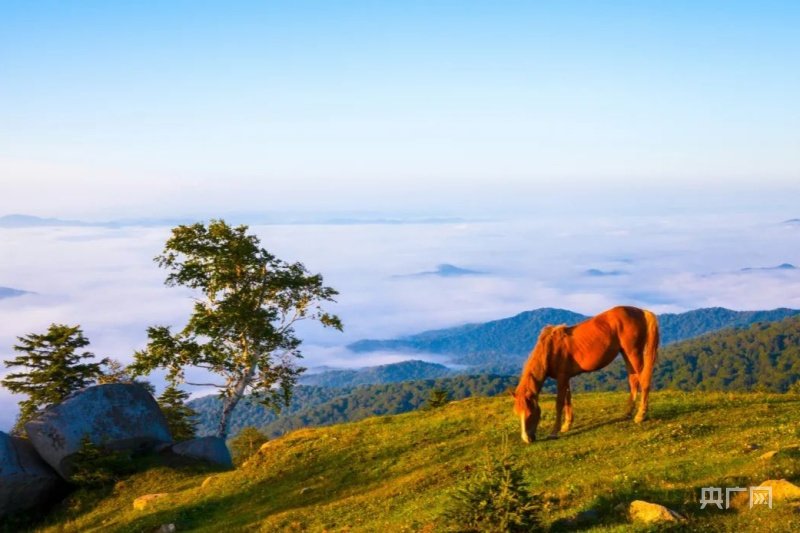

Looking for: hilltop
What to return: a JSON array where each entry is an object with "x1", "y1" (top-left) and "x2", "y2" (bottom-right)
[{"x1": 25, "y1": 391, "x2": 800, "y2": 531}]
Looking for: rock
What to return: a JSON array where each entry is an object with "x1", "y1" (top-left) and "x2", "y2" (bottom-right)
[
  {"x1": 133, "y1": 493, "x2": 170, "y2": 511},
  {"x1": 760, "y1": 479, "x2": 800, "y2": 501},
  {"x1": 759, "y1": 450, "x2": 779, "y2": 460},
  {"x1": 629, "y1": 500, "x2": 684, "y2": 524},
  {"x1": 299, "y1": 487, "x2": 313, "y2": 495},
  {"x1": 25, "y1": 383, "x2": 172, "y2": 479},
  {"x1": 0, "y1": 431, "x2": 63, "y2": 518},
  {"x1": 730, "y1": 479, "x2": 800, "y2": 509},
  {"x1": 171, "y1": 436, "x2": 233, "y2": 468},
  {"x1": 153, "y1": 524, "x2": 176, "y2": 533}
]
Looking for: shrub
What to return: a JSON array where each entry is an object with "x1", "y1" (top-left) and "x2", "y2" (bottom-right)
[
  {"x1": 68, "y1": 436, "x2": 133, "y2": 487},
  {"x1": 444, "y1": 438, "x2": 542, "y2": 532},
  {"x1": 229, "y1": 426, "x2": 269, "y2": 466}
]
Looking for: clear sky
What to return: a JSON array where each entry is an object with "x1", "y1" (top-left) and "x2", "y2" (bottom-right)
[{"x1": 1, "y1": 1, "x2": 799, "y2": 218}]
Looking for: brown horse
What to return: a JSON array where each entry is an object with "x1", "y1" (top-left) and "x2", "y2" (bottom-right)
[{"x1": 513, "y1": 306, "x2": 659, "y2": 443}]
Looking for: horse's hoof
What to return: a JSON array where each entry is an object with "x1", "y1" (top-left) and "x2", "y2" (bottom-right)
[{"x1": 634, "y1": 414, "x2": 646, "y2": 424}]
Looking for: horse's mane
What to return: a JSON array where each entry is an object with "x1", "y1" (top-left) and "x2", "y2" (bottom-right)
[{"x1": 514, "y1": 325, "x2": 567, "y2": 415}]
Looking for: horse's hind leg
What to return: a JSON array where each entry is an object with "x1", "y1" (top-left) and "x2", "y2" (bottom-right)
[
  {"x1": 561, "y1": 385, "x2": 573, "y2": 433},
  {"x1": 635, "y1": 370, "x2": 652, "y2": 424},
  {"x1": 626, "y1": 373, "x2": 639, "y2": 418},
  {"x1": 622, "y1": 356, "x2": 640, "y2": 418}
]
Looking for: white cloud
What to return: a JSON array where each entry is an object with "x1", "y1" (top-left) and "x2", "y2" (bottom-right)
[{"x1": 1, "y1": 213, "x2": 800, "y2": 428}]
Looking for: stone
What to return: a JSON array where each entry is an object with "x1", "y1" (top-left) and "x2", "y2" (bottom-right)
[
  {"x1": 153, "y1": 524, "x2": 176, "y2": 533},
  {"x1": 171, "y1": 436, "x2": 233, "y2": 468},
  {"x1": 759, "y1": 450, "x2": 779, "y2": 460},
  {"x1": 25, "y1": 383, "x2": 172, "y2": 479},
  {"x1": 133, "y1": 493, "x2": 170, "y2": 511},
  {"x1": 730, "y1": 479, "x2": 800, "y2": 509},
  {"x1": 629, "y1": 500, "x2": 684, "y2": 524},
  {"x1": 760, "y1": 479, "x2": 800, "y2": 501},
  {"x1": 0, "y1": 431, "x2": 63, "y2": 518}
]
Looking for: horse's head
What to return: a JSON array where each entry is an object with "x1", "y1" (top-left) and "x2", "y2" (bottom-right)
[
  {"x1": 512, "y1": 325, "x2": 556, "y2": 443},
  {"x1": 513, "y1": 389, "x2": 540, "y2": 443}
]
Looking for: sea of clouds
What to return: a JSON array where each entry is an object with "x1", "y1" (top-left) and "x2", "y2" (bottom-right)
[{"x1": 2, "y1": 213, "x2": 800, "y2": 429}]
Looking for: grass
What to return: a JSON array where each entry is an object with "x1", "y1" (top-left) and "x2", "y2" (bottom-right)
[{"x1": 20, "y1": 391, "x2": 800, "y2": 532}]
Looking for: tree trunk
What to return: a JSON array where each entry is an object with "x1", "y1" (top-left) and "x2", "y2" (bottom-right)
[{"x1": 216, "y1": 361, "x2": 258, "y2": 439}]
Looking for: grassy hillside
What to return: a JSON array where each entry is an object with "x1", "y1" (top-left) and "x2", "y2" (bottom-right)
[{"x1": 27, "y1": 391, "x2": 800, "y2": 532}]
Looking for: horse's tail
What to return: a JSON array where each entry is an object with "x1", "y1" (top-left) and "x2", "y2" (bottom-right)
[{"x1": 642, "y1": 309, "x2": 660, "y2": 378}]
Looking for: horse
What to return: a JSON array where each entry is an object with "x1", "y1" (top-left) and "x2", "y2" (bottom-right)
[{"x1": 512, "y1": 306, "x2": 659, "y2": 443}]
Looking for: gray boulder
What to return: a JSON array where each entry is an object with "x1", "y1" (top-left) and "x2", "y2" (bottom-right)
[
  {"x1": 171, "y1": 436, "x2": 233, "y2": 468},
  {"x1": 0, "y1": 431, "x2": 63, "y2": 518},
  {"x1": 25, "y1": 383, "x2": 172, "y2": 478}
]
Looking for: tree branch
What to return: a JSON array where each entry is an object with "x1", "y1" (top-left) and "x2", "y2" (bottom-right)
[{"x1": 185, "y1": 381, "x2": 226, "y2": 388}]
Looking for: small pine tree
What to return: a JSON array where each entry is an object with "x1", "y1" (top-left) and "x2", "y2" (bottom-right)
[
  {"x1": 229, "y1": 426, "x2": 269, "y2": 466},
  {"x1": 444, "y1": 438, "x2": 542, "y2": 532},
  {"x1": 158, "y1": 384, "x2": 197, "y2": 442},
  {"x1": 427, "y1": 388, "x2": 451, "y2": 409},
  {"x1": 68, "y1": 436, "x2": 132, "y2": 487},
  {"x1": 1, "y1": 324, "x2": 107, "y2": 433},
  {"x1": 98, "y1": 358, "x2": 156, "y2": 394}
]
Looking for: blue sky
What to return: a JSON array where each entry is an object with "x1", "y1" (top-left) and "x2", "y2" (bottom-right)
[{"x1": 1, "y1": 1, "x2": 798, "y2": 218}]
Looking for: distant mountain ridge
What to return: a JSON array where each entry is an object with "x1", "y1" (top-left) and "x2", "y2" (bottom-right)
[
  {"x1": 190, "y1": 315, "x2": 800, "y2": 439},
  {"x1": 299, "y1": 360, "x2": 452, "y2": 388},
  {"x1": 348, "y1": 307, "x2": 800, "y2": 371},
  {"x1": 0, "y1": 286, "x2": 32, "y2": 299}
]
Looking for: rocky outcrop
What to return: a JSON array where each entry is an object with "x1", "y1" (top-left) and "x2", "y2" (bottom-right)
[
  {"x1": 629, "y1": 500, "x2": 685, "y2": 524},
  {"x1": 25, "y1": 383, "x2": 172, "y2": 478},
  {"x1": 171, "y1": 436, "x2": 233, "y2": 468},
  {"x1": 0, "y1": 431, "x2": 63, "y2": 518}
]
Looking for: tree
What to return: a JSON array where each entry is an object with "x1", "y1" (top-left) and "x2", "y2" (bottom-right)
[
  {"x1": 130, "y1": 220, "x2": 342, "y2": 439},
  {"x1": 1, "y1": 324, "x2": 107, "y2": 433},
  {"x1": 229, "y1": 426, "x2": 269, "y2": 466},
  {"x1": 158, "y1": 384, "x2": 198, "y2": 442},
  {"x1": 97, "y1": 358, "x2": 155, "y2": 394},
  {"x1": 426, "y1": 387, "x2": 450, "y2": 409}
]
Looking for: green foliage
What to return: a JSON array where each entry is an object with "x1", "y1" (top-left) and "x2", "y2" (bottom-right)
[
  {"x1": 229, "y1": 426, "x2": 269, "y2": 466},
  {"x1": 97, "y1": 358, "x2": 155, "y2": 394},
  {"x1": 427, "y1": 387, "x2": 450, "y2": 409},
  {"x1": 129, "y1": 220, "x2": 342, "y2": 438},
  {"x1": 445, "y1": 439, "x2": 542, "y2": 532},
  {"x1": 68, "y1": 436, "x2": 133, "y2": 487},
  {"x1": 190, "y1": 375, "x2": 517, "y2": 438},
  {"x1": 1, "y1": 324, "x2": 107, "y2": 433},
  {"x1": 158, "y1": 384, "x2": 198, "y2": 442}
]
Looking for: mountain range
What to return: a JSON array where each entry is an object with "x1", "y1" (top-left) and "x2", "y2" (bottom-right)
[
  {"x1": 190, "y1": 307, "x2": 800, "y2": 439},
  {"x1": 348, "y1": 306, "x2": 800, "y2": 373}
]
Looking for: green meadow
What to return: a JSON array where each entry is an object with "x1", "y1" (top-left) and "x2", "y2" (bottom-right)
[{"x1": 27, "y1": 391, "x2": 800, "y2": 532}]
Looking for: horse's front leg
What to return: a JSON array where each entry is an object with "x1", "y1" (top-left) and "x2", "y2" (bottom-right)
[
  {"x1": 561, "y1": 385, "x2": 573, "y2": 433},
  {"x1": 549, "y1": 378, "x2": 567, "y2": 439}
]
